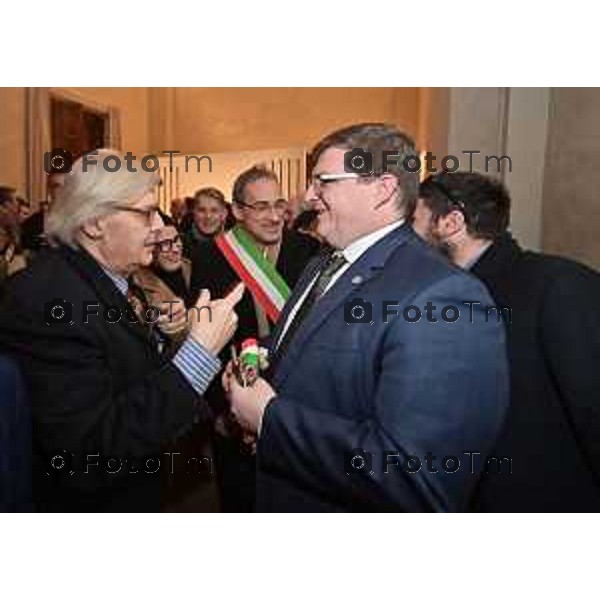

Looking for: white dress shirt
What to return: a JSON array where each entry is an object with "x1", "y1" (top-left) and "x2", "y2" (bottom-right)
[{"x1": 275, "y1": 219, "x2": 404, "y2": 350}]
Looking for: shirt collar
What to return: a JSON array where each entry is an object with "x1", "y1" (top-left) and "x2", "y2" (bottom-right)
[
  {"x1": 341, "y1": 220, "x2": 404, "y2": 265},
  {"x1": 100, "y1": 265, "x2": 129, "y2": 296}
]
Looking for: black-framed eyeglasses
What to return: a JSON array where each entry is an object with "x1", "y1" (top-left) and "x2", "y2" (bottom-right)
[
  {"x1": 156, "y1": 235, "x2": 182, "y2": 252},
  {"x1": 235, "y1": 198, "x2": 288, "y2": 216},
  {"x1": 114, "y1": 205, "x2": 160, "y2": 224}
]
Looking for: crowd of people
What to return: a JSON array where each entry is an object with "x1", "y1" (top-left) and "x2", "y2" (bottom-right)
[{"x1": 0, "y1": 122, "x2": 598, "y2": 512}]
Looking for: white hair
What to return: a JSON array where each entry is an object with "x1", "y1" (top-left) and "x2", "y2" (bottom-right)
[{"x1": 45, "y1": 149, "x2": 160, "y2": 248}]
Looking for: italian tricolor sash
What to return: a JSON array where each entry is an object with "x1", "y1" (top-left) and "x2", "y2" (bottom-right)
[{"x1": 215, "y1": 226, "x2": 291, "y2": 322}]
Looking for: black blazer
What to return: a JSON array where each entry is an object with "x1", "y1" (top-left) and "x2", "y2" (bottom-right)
[
  {"x1": 471, "y1": 233, "x2": 600, "y2": 511},
  {"x1": 0, "y1": 245, "x2": 200, "y2": 512},
  {"x1": 20, "y1": 210, "x2": 45, "y2": 252}
]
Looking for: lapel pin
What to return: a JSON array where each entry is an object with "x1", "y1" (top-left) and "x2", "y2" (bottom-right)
[{"x1": 351, "y1": 275, "x2": 363, "y2": 286}]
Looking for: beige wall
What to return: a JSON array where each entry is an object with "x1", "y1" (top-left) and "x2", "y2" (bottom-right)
[
  {"x1": 148, "y1": 88, "x2": 175, "y2": 152},
  {"x1": 418, "y1": 88, "x2": 449, "y2": 158},
  {"x1": 542, "y1": 88, "x2": 600, "y2": 270},
  {"x1": 0, "y1": 87, "x2": 26, "y2": 193},
  {"x1": 149, "y1": 87, "x2": 421, "y2": 154},
  {"x1": 504, "y1": 88, "x2": 549, "y2": 251},
  {"x1": 441, "y1": 88, "x2": 552, "y2": 252},
  {"x1": 446, "y1": 88, "x2": 508, "y2": 175}
]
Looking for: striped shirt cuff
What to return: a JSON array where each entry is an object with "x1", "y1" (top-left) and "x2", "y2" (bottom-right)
[{"x1": 172, "y1": 338, "x2": 221, "y2": 395}]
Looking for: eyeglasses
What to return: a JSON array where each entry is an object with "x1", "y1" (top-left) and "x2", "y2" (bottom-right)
[
  {"x1": 156, "y1": 235, "x2": 182, "y2": 252},
  {"x1": 309, "y1": 172, "x2": 366, "y2": 192},
  {"x1": 235, "y1": 198, "x2": 288, "y2": 217},
  {"x1": 114, "y1": 205, "x2": 160, "y2": 224}
]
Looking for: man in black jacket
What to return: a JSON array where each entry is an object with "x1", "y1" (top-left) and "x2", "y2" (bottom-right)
[
  {"x1": 412, "y1": 171, "x2": 600, "y2": 511},
  {"x1": 190, "y1": 165, "x2": 320, "y2": 511},
  {"x1": 0, "y1": 150, "x2": 243, "y2": 512}
]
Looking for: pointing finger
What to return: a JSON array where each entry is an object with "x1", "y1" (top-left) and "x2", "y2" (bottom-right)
[
  {"x1": 195, "y1": 288, "x2": 211, "y2": 308},
  {"x1": 224, "y1": 282, "x2": 245, "y2": 308}
]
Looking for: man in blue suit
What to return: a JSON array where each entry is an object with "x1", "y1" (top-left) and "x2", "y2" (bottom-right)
[{"x1": 226, "y1": 123, "x2": 509, "y2": 512}]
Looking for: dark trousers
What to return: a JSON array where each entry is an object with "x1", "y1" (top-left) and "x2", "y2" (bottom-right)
[
  {"x1": 212, "y1": 432, "x2": 256, "y2": 513},
  {"x1": 160, "y1": 421, "x2": 220, "y2": 512}
]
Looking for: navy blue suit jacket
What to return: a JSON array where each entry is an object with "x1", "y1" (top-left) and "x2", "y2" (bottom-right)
[
  {"x1": 0, "y1": 355, "x2": 32, "y2": 511},
  {"x1": 257, "y1": 224, "x2": 509, "y2": 512}
]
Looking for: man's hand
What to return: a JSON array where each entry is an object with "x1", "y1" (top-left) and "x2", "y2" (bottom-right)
[
  {"x1": 155, "y1": 297, "x2": 188, "y2": 336},
  {"x1": 189, "y1": 283, "x2": 245, "y2": 355},
  {"x1": 223, "y1": 361, "x2": 276, "y2": 434}
]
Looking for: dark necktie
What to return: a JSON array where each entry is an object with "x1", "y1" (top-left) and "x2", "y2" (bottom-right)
[
  {"x1": 126, "y1": 277, "x2": 164, "y2": 351},
  {"x1": 275, "y1": 251, "x2": 347, "y2": 358},
  {"x1": 126, "y1": 277, "x2": 151, "y2": 327}
]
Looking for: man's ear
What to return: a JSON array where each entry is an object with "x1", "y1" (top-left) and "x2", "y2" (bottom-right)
[
  {"x1": 373, "y1": 173, "x2": 400, "y2": 210},
  {"x1": 441, "y1": 209, "x2": 466, "y2": 236},
  {"x1": 80, "y1": 216, "x2": 106, "y2": 241},
  {"x1": 231, "y1": 202, "x2": 244, "y2": 222}
]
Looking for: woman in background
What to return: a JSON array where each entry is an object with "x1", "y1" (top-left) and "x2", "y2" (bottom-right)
[
  {"x1": 181, "y1": 187, "x2": 229, "y2": 257},
  {"x1": 133, "y1": 224, "x2": 194, "y2": 348}
]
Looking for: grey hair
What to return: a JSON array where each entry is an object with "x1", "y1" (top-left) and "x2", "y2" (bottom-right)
[{"x1": 45, "y1": 149, "x2": 160, "y2": 248}]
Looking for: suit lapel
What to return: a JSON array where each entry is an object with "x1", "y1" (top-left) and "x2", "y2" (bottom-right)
[
  {"x1": 273, "y1": 223, "x2": 413, "y2": 385},
  {"x1": 58, "y1": 245, "x2": 152, "y2": 344}
]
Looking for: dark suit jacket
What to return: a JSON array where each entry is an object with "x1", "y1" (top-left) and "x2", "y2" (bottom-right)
[
  {"x1": 0, "y1": 245, "x2": 200, "y2": 512},
  {"x1": 470, "y1": 233, "x2": 600, "y2": 511},
  {"x1": 190, "y1": 229, "x2": 321, "y2": 411},
  {"x1": 20, "y1": 210, "x2": 45, "y2": 252},
  {"x1": 257, "y1": 223, "x2": 509, "y2": 512},
  {"x1": 0, "y1": 355, "x2": 32, "y2": 511}
]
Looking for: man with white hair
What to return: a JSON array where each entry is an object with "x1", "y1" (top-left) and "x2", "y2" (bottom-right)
[{"x1": 0, "y1": 150, "x2": 244, "y2": 512}]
